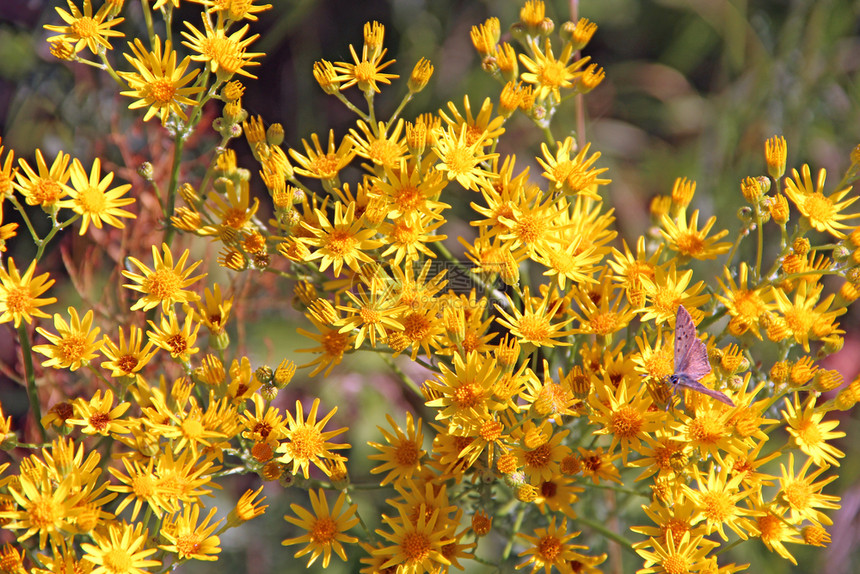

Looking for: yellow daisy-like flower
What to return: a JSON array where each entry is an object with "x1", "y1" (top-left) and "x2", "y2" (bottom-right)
[
  {"x1": 635, "y1": 532, "x2": 715, "y2": 574},
  {"x1": 681, "y1": 463, "x2": 760, "y2": 541},
  {"x1": 519, "y1": 38, "x2": 589, "y2": 103},
  {"x1": 783, "y1": 164, "x2": 859, "y2": 238},
  {"x1": 160, "y1": 504, "x2": 222, "y2": 561},
  {"x1": 100, "y1": 325, "x2": 157, "y2": 379},
  {"x1": 57, "y1": 158, "x2": 135, "y2": 235},
  {"x1": 332, "y1": 34, "x2": 398, "y2": 94},
  {"x1": 14, "y1": 149, "x2": 71, "y2": 209},
  {"x1": 276, "y1": 398, "x2": 350, "y2": 479},
  {"x1": 282, "y1": 489, "x2": 360, "y2": 568},
  {"x1": 495, "y1": 286, "x2": 575, "y2": 349},
  {"x1": 3, "y1": 464, "x2": 84, "y2": 548},
  {"x1": 777, "y1": 453, "x2": 841, "y2": 526},
  {"x1": 373, "y1": 505, "x2": 452, "y2": 573},
  {"x1": 119, "y1": 37, "x2": 203, "y2": 125},
  {"x1": 378, "y1": 212, "x2": 446, "y2": 265},
  {"x1": 660, "y1": 208, "x2": 732, "y2": 260},
  {"x1": 348, "y1": 118, "x2": 409, "y2": 170},
  {"x1": 336, "y1": 281, "x2": 405, "y2": 349},
  {"x1": 367, "y1": 412, "x2": 426, "y2": 486},
  {"x1": 146, "y1": 311, "x2": 201, "y2": 361},
  {"x1": 512, "y1": 420, "x2": 572, "y2": 484},
  {"x1": 715, "y1": 262, "x2": 773, "y2": 339},
  {"x1": 122, "y1": 243, "x2": 205, "y2": 313},
  {"x1": 516, "y1": 516, "x2": 588, "y2": 574},
  {"x1": 771, "y1": 281, "x2": 843, "y2": 352},
  {"x1": 433, "y1": 124, "x2": 499, "y2": 191},
  {"x1": 80, "y1": 521, "x2": 160, "y2": 574},
  {"x1": 0, "y1": 258, "x2": 57, "y2": 328},
  {"x1": 588, "y1": 377, "x2": 663, "y2": 464},
  {"x1": 536, "y1": 137, "x2": 610, "y2": 198},
  {"x1": 108, "y1": 456, "x2": 173, "y2": 520},
  {"x1": 0, "y1": 140, "x2": 18, "y2": 197},
  {"x1": 202, "y1": 0, "x2": 273, "y2": 22},
  {"x1": 297, "y1": 313, "x2": 354, "y2": 377},
  {"x1": 43, "y1": 0, "x2": 125, "y2": 55},
  {"x1": 781, "y1": 394, "x2": 845, "y2": 467},
  {"x1": 289, "y1": 130, "x2": 356, "y2": 182},
  {"x1": 424, "y1": 351, "x2": 503, "y2": 429},
  {"x1": 191, "y1": 283, "x2": 233, "y2": 335},
  {"x1": 33, "y1": 307, "x2": 102, "y2": 371},
  {"x1": 69, "y1": 389, "x2": 131, "y2": 436},
  {"x1": 638, "y1": 264, "x2": 709, "y2": 325},
  {"x1": 300, "y1": 201, "x2": 383, "y2": 277},
  {"x1": 181, "y1": 17, "x2": 263, "y2": 80},
  {"x1": 439, "y1": 96, "x2": 506, "y2": 147}
]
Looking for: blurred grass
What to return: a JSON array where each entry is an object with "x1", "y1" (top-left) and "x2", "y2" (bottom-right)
[{"x1": 2, "y1": 0, "x2": 860, "y2": 572}]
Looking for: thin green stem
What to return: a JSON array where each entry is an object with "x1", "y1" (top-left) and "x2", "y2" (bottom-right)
[
  {"x1": 161, "y1": 134, "x2": 186, "y2": 247},
  {"x1": 576, "y1": 515, "x2": 637, "y2": 554},
  {"x1": 19, "y1": 323, "x2": 47, "y2": 442},
  {"x1": 503, "y1": 504, "x2": 525, "y2": 560}
]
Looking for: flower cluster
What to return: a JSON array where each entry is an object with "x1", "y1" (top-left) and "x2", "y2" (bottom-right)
[{"x1": 0, "y1": 1, "x2": 858, "y2": 573}]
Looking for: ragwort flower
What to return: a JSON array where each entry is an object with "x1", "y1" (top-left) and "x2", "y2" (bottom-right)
[
  {"x1": 57, "y1": 158, "x2": 135, "y2": 235},
  {"x1": 122, "y1": 243, "x2": 205, "y2": 313},
  {"x1": 0, "y1": 258, "x2": 57, "y2": 328},
  {"x1": 784, "y1": 164, "x2": 859, "y2": 238},
  {"x1": 119, "y1": 37, "x2": 203, "y2": 125},
  {"x1": 44, "y1": 0, "x2": 125, "y2": 55},
  {"x1": 276, "y1": 398, "x2": 350, "y2": 479},
  {"x1": 80, "y1": 521, "x2": 160, "y2": 574},
  {"x1": 33, "y1": 307, "x2": 103, "y2": 371},
  {"x1": 282, "y1": 489, "x2": 359, "y2": 568}
]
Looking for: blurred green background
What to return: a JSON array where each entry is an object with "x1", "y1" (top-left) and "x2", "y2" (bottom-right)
[{"x1": 2, "y1": 0, "x2": 860, "y2": 572}]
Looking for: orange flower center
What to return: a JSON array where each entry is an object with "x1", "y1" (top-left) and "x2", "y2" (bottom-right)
[
  {"x1": 103, "y1": 549, "x2": 133, "y2": 572},
  {"x1": 524, "y1": 443, "x2": 552, "y2": 469},
  {"x1": 803, "y1": 193, "x2": 835, "y2": 222},
  {"x1": 443, "y1": 145, "x2": 476, "y2": 177},
  {"x1": 516, "y1": 314, "x2": 550, "y2": 343},
  {"x1": 700, "y1": 491, "x2": 732, "y2": 522},
  {"x1": 402, "y1": 530, "x2": 432, "y2": 563},
  {"x1": 610, "y1": 406, "x2": 643, "y2": 439},
  {"x1": 539, "y1": 61, "x2": 566, "y2": 88},
  {"x1": 89, "y1": 412, "x2": 111, "y2": 432},
  {"x1": 662, "y1": 553, "x2": 689, "y2": 574},
  {"x1": 310, "y1": 153, "x2": 342, "y2": 179},
  {"x1": 537, "y1": 534, "x2": 562, "y2": 561},
  {"x1": 117, "y1": 354, "x2": 139, "y2": 374},
  {"x1": 326, "y1": 229, "x2": 356, "y2": 257},
  {"x1": 31, "y1": 178, "x2": 64, "y2": 205},
  {"x1": 395, "y1": 441, "x2": 420, "y2": 466},
  {"x1": 758, "y1": 513, "x2": 783, "y2": 543},
  {"x1": 286, "y1": 425, "x2": 323, "y2": 461},
  {"x1": 453, "y1": 380, "x2": 483, "y2": 408},
  {"x1": 782, "y1": 480, "x2": 811, "y2": 510},
  {"x1": 311, "y1": 516, "x2": 338, "y2": 543},
  {"x1": 29, "y1": 494, "x2": 60, "y2": 528},
  {"x1": 4, "y1": 286, "x2": 33, "y2": 314},
  {"x1": 132, "y1": 474, "x2": 156, "y2": 498},
  {"x1": 147, "y1": 268, "x2": 181, "y2": 300},
  {"x1": 59, "y1": 334, "x2": 89, "y2": 362},
  {"x1": 149, "y1": 78, "x2": 177, "y2": 104},
  {"x1": 77, "y1": 185, "x2": 106, "y2": 214},
  {"x1": 675, "y1": 232, "x2": 704, "y2": 255},
  {"x1": 71, "y1": 17, "x2": 98, "y2": 39}
]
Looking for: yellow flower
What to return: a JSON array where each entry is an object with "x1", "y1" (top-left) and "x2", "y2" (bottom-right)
[
  {"x1": 56, "y1": 157, "x2": 135, "y2": 234},
  {"x1": 225, "y1": 486, "x2": 268, "y2": 527},
  {"x1": 240, "y1": 393, "x2": 286, "y2": 442},
  {"x1": 201, "y1": 178, "x2": 260, "y2": 234},
  {"x1": 432, "y1": 124, "x2": 499, "y2": 191},
  {"x1": 100, "y1": 325, "x2": 157, "y2": 378},
  {"x1": 282, "y1": 489, "x2": 360, "y2": 568},
  {"x1": 14, "y1": 149, "x2": 71, "y2": 208},
  {"x1": 80, "y1": 521, "x2": 160, "y2": 574},
  {"x1": 296, "y1": 313, "x2": 353, "y2": 376},
  {"x1": 439, "y1": 96, "x2": 506, "y2": 147},
  {"x1": 0, "y1": 258, "x2": 56, "y2": 328},
  {"x1": 378, "y1": 212, "x2": 446, "y2": 265},
  {"x1": 33, "y1": 307, "x2": 102, "y2": 371},
  {"x1": 336, "y1": 280, "x2": 405, "y2": 349},
  {"x1": 516, "y1": 516, "x2": 588, "y2": 574},
  {"x1": 289, "y1": 129, "x2": 356, "y2": 182},
  {"x1": 373, "y1": 505, "x2": 452, "y2": 573},
  {"x1": 681, "y1": 463, "x2": 760, "y2": 541},
  {"x1": 146, "y1": 311, "x2": 201, "y2": 360},
  {"x1": 367, "y1": 412, "x2": 426, "y2": 486},
  {"x1": 782, "y1": 394, "x2": 845, "y2": 467},
  {"x1": 300, "y1": 201, "x2": 383, "y2": 277},
  {"x1": 3, "y1": 464, "x2": 83, "y2": 548},
  {"x1": 181, "y1": 17, "x2": 263, "y2": 80},
  {"x1": 332, "y1": 31, "x2": 398, "y2": 93},
  {"x1": 191, "y1": 283, "x2": 233, "y2": 334},
  {"x1": 43, "y1": 0, "x2": 125, "y2": 55},
  {"x1": 376, "y1": 158, "x2": 450, "y2": 220},
  {"x1": 659, "y1": 208, "x2": 732, "y2": 260},
  {"x1": 424, "y1": 351, "x2": 503, "y2": 429},
  {"x1": 747, "y1": 494, "x2": 803, "y2": 565},
  {"x1": 119, "y1": 37, "x2": 203, "y2": 125},
  {"x1": 122, "y1": 243, "x2": 205, "y2": 313},
  {"x1": 588, "y1": 377, "x2": 664, "y2": 464},
  {"x1": 635, "y1": 532, "x2": 715, "y2": 574},
  {"x1": 777, "y1": 453, "x2": 840, "y2": 526},
  {"x1": 536, "y1": 137, "x2": 610, "y2": 198},
  {"x1": 783, "y1": 164, "x2": 859, "y2": 238},
  {"x1": 771, "y1": 281, "x2": 844, "y2": 352},
  {"x1": 495, "y1": 286, "x2": 575, "y2": 349},
  {"x1": 276, "y1": 398, "x2": 350, "y2": 479},
  {"x1": 108, "y1": 457, "x2": 173, "y2": 520},
  {"x1": 348, "y1": 119, "x2": 409, "y2": 169},
  {"x1": 202, "y1": 0, "x2": 273, "y2": 22},
  {"x1": 160, "y1": 504, "x2": 222, "y2": 561},
  {"x1": 715, "y1": 262, "x2": 774, "y2": 339},
  {"x1": 511, "y1": 420, "x2": 571, "y2": 484},
  {"x1": 519, "y1": 38, "x2": 588, "y2": 103},
  {"x1": 638, "y1": 264, "x2": 708, "y2": 326},
  {"x1": 69, "y1": 389, "x2": 131, "y2": 436}
]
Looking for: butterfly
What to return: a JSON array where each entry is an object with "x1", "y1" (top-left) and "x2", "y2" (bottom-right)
[{"x1": 668, "y1": 305, "x2": 735, "y2": 407}]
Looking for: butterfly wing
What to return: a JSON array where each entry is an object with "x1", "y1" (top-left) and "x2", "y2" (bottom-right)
[
  {"x1": 673, "y1": 305, "x2": 699, "y2": 373},
  {"x1": 674, "y1": 304, "x2": 713, "y2": 380},
  {"x1": 673, "y1": 375, "x2": 735, "y2": 407}
]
